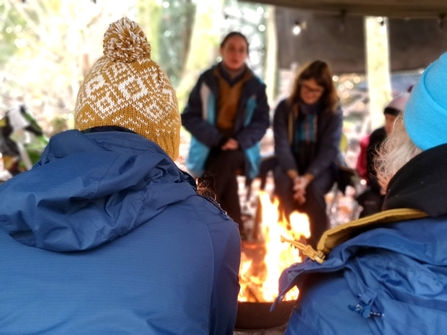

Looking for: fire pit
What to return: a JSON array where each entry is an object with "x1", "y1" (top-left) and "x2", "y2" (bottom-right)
[
  {"x1": 236, "y1": 239, "x2": 298, "y2": 330},
  {"x1": 235, "y1": 300, "x2": 296, "y2": 330}
]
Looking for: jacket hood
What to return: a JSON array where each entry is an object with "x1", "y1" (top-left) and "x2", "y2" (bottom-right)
[{"x1": 0, "y1": 130, "x2": 197, "y2": 252}]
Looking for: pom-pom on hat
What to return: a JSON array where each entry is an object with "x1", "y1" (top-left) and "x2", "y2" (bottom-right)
[
  {"x1": 74, "y1": 17, "x2": 180, "y2": 160},
  {"x1": 404, "y1": 52, "x2": 447, "y2": 151}
]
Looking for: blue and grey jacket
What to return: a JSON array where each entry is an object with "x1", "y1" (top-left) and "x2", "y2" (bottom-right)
[{"x1": 182, "y1": 64, "x2": 270, "y2": 180}]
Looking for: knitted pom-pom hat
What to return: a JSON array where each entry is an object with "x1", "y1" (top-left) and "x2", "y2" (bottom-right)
[{"x1": 74, "y1": 17, "x2": 180, "y2": 160}]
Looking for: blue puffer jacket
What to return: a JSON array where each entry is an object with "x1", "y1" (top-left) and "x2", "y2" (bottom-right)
[
  {"x1": 0, "y1": 129, "x2": 241, "y2": 335},
  {"x1": 275, "y1": 144, "x2": 447, "y2": 335}
]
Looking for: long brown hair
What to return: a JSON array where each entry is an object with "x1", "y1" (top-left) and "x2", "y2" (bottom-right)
[{"x1": 288, "y1": 60, "x2": 339, "y2": 115}]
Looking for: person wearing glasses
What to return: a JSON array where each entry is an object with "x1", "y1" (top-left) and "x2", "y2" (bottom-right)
[{"x1": 272, "y1": 60, "x2": 343, "y2": 248}]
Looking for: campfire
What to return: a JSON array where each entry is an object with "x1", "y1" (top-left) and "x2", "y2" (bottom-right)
[{"x1": 238, "y1": 191, "x2": 310, "y2": 303}]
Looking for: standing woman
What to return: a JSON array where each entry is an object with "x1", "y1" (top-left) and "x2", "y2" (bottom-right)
[
  {"x1": 273, "y1": 60, "x2": 342, "y2": 248},
  {"x1": 182, "y1": 32, "x2": 270, "y2": 236}
]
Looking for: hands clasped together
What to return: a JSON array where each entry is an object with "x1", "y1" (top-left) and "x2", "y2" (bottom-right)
[
  {"x1": 289, "y1": 172, "x2": 314, "y2": 205},
  {"x1": 221, "y1": 138, "x2": 239, "y2": 150}
]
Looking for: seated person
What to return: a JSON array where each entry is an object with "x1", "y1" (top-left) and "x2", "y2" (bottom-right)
[
  {"x1": 273, "y1": 60, "x2": 343, "y2": 248},
  {"x1": 0, "y1": 18, "x2": 240, "y2": 335}
]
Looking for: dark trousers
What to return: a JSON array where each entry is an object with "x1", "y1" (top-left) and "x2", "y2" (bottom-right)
[
  {"x1": 273, "y1": 166, "x2": 334, "y2": 248},
  {"x1": 200, "y1": 149, "x2": 246, "y2": 230}
]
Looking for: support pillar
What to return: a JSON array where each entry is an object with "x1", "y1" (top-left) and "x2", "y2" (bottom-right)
[
  {"x1": 364, "y1": 16, "x2": 392, "y2": 131},
  {"x1": 265, "y1": 5, "x2": 278, "y2": 107}
]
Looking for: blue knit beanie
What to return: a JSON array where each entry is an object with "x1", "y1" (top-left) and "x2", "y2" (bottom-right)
[{"x1": 404, "y1": 52, "x2": 447, "y2": 151}]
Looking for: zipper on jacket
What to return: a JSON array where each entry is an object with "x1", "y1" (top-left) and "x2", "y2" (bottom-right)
[{"x1": 198, "y1": 194, "x2": 230, "y2": 218}]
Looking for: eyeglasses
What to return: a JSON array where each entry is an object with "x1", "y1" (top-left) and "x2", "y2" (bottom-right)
[{"x1": 301, "y1": 83, "x2": 324, "y2": 94}]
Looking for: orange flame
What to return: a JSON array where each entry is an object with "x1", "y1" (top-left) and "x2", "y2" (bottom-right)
[{"x1": 238, "y1": 191, "x2": 310, "y2": 302}]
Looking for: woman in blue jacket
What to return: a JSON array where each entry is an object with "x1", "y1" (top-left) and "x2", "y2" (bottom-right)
[
  {"x1": 0, "y1": 18, "x2": 240, "y2": 335},
  {"x1": 182, "y1": 32, "x2": 270, "y2": 236},
  {"x1": 273, "y1": 60, "x2": 342, "y2": 248},
  {"x1": 275, "y1": 52, "x2": 447, "y2": 335}
]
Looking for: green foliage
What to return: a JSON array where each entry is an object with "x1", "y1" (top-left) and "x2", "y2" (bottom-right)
[
  {"x1": 137, "y1": 0, "x2": 162, "y2": 63},
  {"x1": 157, "y1": 0, "x2": 196, "y2": 87},
  {"x1": 0, "y1": 1, "x2": 28, "y2": 65},
  {"x1": 222, "y1": 0, "x2": 267, "y2": 78},
  {"x1": 0, "y1": 0, "x2": 269, "y2": 133}
]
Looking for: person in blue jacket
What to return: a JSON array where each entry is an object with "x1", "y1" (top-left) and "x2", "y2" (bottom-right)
[
  {"x1": 0, "y1": 18, "x2": 240, "y2": 335},
  {"x1": 274, "y1": 52, "x2": 447, "y2": 335},
  {"x1": 273, "y1": 60, "x2": 343, "y2": 248},
  {"x1": 181, "y1": 32, "x2": 270, "y2": 237}
]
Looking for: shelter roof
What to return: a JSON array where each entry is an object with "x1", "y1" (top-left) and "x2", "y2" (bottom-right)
[{"x1": 241, "y1": 0, "x2": 447, "y2": 19}]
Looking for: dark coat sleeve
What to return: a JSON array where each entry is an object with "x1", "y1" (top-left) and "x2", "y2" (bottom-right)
[
  {"x1": 306, "y1": 105, "x2": 343, "y2": 178},
  {"x1": 235, "y1": 82, "x2": 270, "y2": 150},
  {"x1": 181, "y1": 75, "x2": 226, "y2": 148},
  {"x1": 273, "y1": 99, "x2": 297, "y2": 172}
]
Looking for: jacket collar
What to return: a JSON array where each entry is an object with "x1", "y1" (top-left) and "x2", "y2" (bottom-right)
[{"x1": 384, "y1": 143, "x2": 447, "y2": 216}]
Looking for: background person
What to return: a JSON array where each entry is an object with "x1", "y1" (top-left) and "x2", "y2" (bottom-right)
[
  {"x1": 181, "y1": 32, "x2": 270, "y2": 238},
  {"x1": 0, "y1": 18, "x2": 240, "y2": 335},
  {"x1": 275, "y1": 51, "x2": 447, "y2": 335},
  {"x1": 272, "y1": 60, "x2": 343, "y2": 248}
]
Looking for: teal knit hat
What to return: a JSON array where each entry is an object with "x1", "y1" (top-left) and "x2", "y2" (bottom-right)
[{"x1": 404, "y1": 52, "x2": 447, "y2": 151}]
